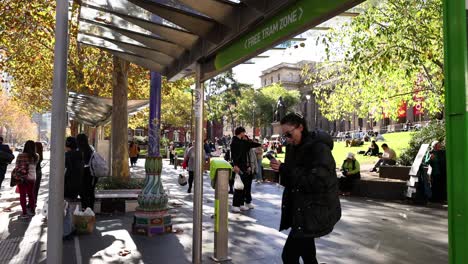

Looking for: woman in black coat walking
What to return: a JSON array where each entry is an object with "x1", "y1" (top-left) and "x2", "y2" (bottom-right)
[
  {"x1": 270, "y1": 113, "x2": 341, "y2": 264},
  {"x1": 77, "y1": 134, "x2": 95, "y2": 210}
]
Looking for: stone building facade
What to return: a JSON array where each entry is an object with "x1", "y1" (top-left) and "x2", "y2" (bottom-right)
[{"x1": 259, "y1": 61, "x2": 431, "y2": 136}]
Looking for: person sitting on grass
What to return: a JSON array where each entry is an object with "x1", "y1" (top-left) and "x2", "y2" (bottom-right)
[
  {"x1": 364, "y1": 140, "x2": 380, "y2": 156},
  {"x1": 370, "y1": 143, "x2": 396, "y2": 172},
  {"x1": 345, "y1": 138, "x2": 364, "y2": 147},
  {"x1": 339, "y1": 152, "x2": 361, "y2": 196}
]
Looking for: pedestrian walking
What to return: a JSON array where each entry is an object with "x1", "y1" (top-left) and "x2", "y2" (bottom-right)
[
  {"x1": 183, "y1": 142, "x2": 204, "y2": 193},
  {"x1": 169, "y1": 142, "x2": 175, "y2": 165},
  {"x1": 77, "y1": 134, "x2": 95, "y2": 210},
  {"x1": 64, "y1": 137, "x2": 83, "y2": 199},
  {"x1": 254, "y1": 139, "x2": 264, "y2": 182},
  {"x1": 0, "y1": 136, "x2": 14, "y2": 189},
  {"x1": 270, "y1": 113, "x2": 341, "y2": 264},
  {"x1": 129, "y1": 141, "x2": 140, "y2": 167},
  {"x1": 230, "y1": 127, "x2": 261, "y2": 213},
  {"x1": 33, "y1": 142, "x2": 44, "y2": 202},
  {"x1": 15, "y1": 140, "x2": 39, "y2": 218}
]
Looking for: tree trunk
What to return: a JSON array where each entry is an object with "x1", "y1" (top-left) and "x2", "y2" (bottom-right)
[
  {"x1": 70, "y1": 120, "x2": 79, "y2": 136},
  {"x1": 111, "y1": 56, "x2": 130, "y2": 179}
]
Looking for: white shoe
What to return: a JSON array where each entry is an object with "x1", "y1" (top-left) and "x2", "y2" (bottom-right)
[
  {"x1": 231, "y1": 206, "x2": 241, "y2": 213},
  {"x1": 240, "y1": 205, "x2": 249, "y2": 211},
  {"x1": 246, "y1": 203, "x2": 255, "y2": 209}
]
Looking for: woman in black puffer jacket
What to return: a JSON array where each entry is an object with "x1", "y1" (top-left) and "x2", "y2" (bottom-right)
[{"x1": 270, "y1": 113, "x2": 341, "y2": 264}]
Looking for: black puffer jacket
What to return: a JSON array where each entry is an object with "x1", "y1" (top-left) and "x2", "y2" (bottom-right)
[
  {"x1": 279, "y1": 131, "x2": 341, "y2": 237},
  {"x1": 230, "y1": 136, "x2": 261, "y2": 173},
  {"x1": 64, "y1": 150, "x2": 83, "y2": 200}
]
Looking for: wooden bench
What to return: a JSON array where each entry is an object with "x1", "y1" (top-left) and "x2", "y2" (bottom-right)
[
  {"x1": 95, "y1": 190, "x2": 140, "y2": 214},
  {"x1": 379, "y1": 165, "x2": 411, "y2": 181}
]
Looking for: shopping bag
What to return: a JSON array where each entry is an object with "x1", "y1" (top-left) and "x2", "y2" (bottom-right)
[
  {"x1": 73, "y1": 207, "x2": 96, "y2": 234},
  {"x1": 233, "y1": 173, "x2": 244, "y2": 190}
]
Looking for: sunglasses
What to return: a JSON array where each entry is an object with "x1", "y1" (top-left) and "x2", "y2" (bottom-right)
[{"x1": 282, "y1": 127, "x2": 298, "y2": 138}]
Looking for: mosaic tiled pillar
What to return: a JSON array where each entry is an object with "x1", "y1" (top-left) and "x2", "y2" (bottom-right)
[{"x1": 134, "y1": 72, "x2": 171, "y2": 236}]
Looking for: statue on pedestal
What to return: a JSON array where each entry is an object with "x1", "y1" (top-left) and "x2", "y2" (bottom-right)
[{"x1": 274, "y1": 96, "x2": 286, "y2": 122}]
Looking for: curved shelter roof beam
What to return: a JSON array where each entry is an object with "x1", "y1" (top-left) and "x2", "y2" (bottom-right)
[
  {"x1": 78, "y1": 33, "x2": 175, "y2": 66},
  {"x1": 109, "y1": 50, "x2": 165, "y2": 72},
  {"x1": 176, "y1": 0, "x2": 236, "y2": 25},
  {"x1": 67, "y1": 92, "x2": 149, "y2": 127},
  {"x1": 79, "y1": 20, "x2": 185, "y2": 58},
  {"x1": 80, "y1": 3, "x2": 198, "y2": 49},
  {"x1": 128, "y1": 0, "x2": 225, "y2": 44}
]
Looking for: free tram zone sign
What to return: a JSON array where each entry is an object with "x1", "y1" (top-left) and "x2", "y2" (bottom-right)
[{"x1": 214, "y1": 0, "x2": 360, "y2": 71}]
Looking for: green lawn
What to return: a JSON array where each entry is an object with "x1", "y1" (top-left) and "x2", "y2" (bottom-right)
[
  {"x1": 332, "y1": 131, "x2": 414, "y2": 166},
  {"x1": 261, "y1": 131, "x2": 414, "y2": 168}
]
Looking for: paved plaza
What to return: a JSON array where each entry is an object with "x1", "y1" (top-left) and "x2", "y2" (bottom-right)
[{"x1": 0, "y1": 153, "x2": 448, "y2": 263}]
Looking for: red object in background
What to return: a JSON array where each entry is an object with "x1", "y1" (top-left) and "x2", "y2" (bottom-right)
[
  {"x1": 398, "y1": 102, "x2": 407, "y2": 118},
  {"x1": 413, "y1": 103, "x2": 423, "y2": 115},
  {"x1": 413, "y1": 89, "x2": 424, "y2": 115},
  {"x1": 413, "y1": 97, "x2": 424, "y2": 115}
]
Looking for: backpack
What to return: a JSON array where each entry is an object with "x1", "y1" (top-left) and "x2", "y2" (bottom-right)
[
  {"x1": 0, "y1": 150, "x2": 14, "y2": 164},
  {"x1": 89, "y1": 151, "x2": 109, "y2": 178},
  {"x1": 10, "y1": 155, "x2": 30, "y2": 186}
]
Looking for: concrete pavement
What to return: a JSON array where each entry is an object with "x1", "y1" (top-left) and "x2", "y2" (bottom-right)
[{"x1": 0, "y1": 155, "x2": 448, "y2": 263}]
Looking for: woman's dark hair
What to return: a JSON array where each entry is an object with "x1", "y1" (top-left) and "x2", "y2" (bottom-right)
[
  {"x1": 77, "y1": 134, "x2": 93, "y2": 161},
  {"x1": 23, "y1": 140, "x2": 38, "y2": 162},
  {"x1": 66, "y1": 137, "x2": 77, "y2": 150},
  {"x1": 280, "y1": 113, "x2": 309, "y2": 135},
  {"x1": 35, "y1": 142, "x2": 44, "y2": 161}
]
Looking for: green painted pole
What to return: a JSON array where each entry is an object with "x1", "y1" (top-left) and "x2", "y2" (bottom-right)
[{"x1": 443, "y1": 0, "x2": 468, "y2": 263}]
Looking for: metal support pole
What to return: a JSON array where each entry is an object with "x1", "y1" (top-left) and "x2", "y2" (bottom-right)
[
  {"x1": 211, "y1": 169, "x2": 231, "y2": 262},
  {"x1": 47, "y1": 0, "x2": 69, "y2": 263},
  {"x1": 193, "y1": 63, "x2": 204, "y2": 264},
  {"x1": 443, "y1": 1, "x2": 468, "y2": 263}
]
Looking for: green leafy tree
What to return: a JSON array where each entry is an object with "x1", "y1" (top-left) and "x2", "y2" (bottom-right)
[
  {"x1": 256, "y1": 83, "x2": 300, "y2": 127},
  {"x1": 0, "y1": 0, "x2": 150, "y2": 114},
  {"x1": 128, "y1": 77, "x2": 194, "y2": 130},
  {"x1": 303, "y1": 0, "x2": 443, "y2": 121},
  {"x1": 205, "y1": 70, "x2": 251, "y2": 134},
  {"x1": 398, "y1": 121, "x2": 445, "y2": 165},
  {"x1": 0, "y1": 90, "x2": 37, "y2": 143}
]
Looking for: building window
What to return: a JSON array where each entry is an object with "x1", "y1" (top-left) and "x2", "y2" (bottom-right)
[
  {"x1": 271, "y1": 76, "x2": 273, "y2": 83},
  {"x1": 264, "y1": 79, "x2": 266, "y2": 86},
  {"x1": 278, "y1": 74, "x2": 280, "y2": 81}
]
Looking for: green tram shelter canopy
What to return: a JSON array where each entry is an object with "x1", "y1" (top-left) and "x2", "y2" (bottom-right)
[
  {"x1": 75, "y1": 0, "x2": 362, "y2": 81},
  {"x1": 47, "y1": 0, "x2": 467, "y2": 263}
]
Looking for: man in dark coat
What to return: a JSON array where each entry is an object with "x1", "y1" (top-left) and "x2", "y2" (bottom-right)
[
  {"x1": 0, "y1": 136, "x2": 14, "y2": 188},
  {"x1": 230, "y1": 127, "x2": 261, "y2": 212},
  {"x1": 271, "y1": 113, "x2": 341, "y2": 264}
]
